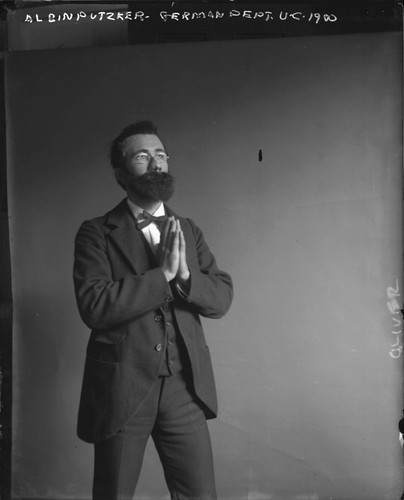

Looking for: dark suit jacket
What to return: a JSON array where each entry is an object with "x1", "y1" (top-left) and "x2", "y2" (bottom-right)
[{"x1": 73, "y1": 199, "x2": 233, "y2": 443}]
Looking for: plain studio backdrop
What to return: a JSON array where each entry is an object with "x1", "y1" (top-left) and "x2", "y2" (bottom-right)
[{"x1": 5, "y1": 32, "x2": 403, "y2": 500}]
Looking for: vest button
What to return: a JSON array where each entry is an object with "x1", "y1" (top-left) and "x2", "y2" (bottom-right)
[
  {"x1": 154, "y1": 314, "x2": 162, "y2": 322},
  {"x1": 166, "y1": 321, "x2": 172, "y2": 327},
  {"x1": 154, "y1": 344, "x2": 162, "y2": 352}
]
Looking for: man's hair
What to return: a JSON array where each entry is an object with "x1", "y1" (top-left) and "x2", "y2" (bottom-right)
[{"x1": 110, "y1": 120, "x2": 159, "y2": 171}]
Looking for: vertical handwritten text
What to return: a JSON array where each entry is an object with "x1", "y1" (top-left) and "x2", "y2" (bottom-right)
[{"x1": 387, "y1": 279, "x2": 402, "y2": 358}]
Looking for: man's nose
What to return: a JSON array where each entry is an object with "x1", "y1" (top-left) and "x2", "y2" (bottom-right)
[{"x1": 148, "y1": 157, "x2": 162, "y2": 171}]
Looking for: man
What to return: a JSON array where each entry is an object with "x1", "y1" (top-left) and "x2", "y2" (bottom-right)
[{"x1": 73, "y1": 121, "x2": 233, "y2": 500}]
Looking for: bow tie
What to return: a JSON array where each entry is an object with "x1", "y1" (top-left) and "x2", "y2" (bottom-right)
[{"x1": 136, "y1": 211, "x2": 168, "y2": 230}]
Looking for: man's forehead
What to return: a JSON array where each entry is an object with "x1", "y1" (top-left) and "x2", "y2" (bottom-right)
[{"x1": 122, "y1": 133, "x2": 165, "y2": 153}]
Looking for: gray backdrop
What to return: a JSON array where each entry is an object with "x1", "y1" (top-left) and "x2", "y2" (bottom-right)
[{"x1": 6, "y1": 32, "x2": 403, "y2": 499}]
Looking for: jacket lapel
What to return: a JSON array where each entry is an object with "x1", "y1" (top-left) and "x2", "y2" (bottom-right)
[{"x1": 105, "y1": 199, "x2": 152, "y2": 274}]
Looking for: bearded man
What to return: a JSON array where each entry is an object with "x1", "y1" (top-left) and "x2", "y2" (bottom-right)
[{"x1": 73, "y1": 121, "x2": 233, "y2": 500}]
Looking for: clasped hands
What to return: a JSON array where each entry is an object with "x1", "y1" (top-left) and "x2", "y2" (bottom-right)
[{"x1": 157, "y1": 217, "x2": 190, "y2": 283}]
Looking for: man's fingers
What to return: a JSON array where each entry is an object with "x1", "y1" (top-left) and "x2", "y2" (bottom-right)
[
  {"x1": 171, "y1": 221, "x2": 180, "y2": 249},
  {"x1": 157, "y1": 218, "x2": 181, "y2": 281},
  {"x1": 179, "y1": 228, "x2": 186, "y2": 254},
  {"x1": 177, "y1": 221, "x2": 186, "y2": 255},
  {"x1": 167, "y1": 218, "x2": 178, "y2": 249}
]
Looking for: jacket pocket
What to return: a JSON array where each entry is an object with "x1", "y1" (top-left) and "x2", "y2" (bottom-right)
[
  {"x1": 91, "y1": 329, "x2": 126, "y2": 344},
  {"x1": 87, "y1": 329, "x2": 126, "y2": 363}
]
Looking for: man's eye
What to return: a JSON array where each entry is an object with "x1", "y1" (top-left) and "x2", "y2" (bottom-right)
[{"x1": 135, "y1": 153, "x2": 149, "y2": 162}]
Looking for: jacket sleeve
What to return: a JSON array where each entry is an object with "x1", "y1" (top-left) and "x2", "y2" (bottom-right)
[
  {"x1": 184, "y1": 219, "x2": 233, "y2": 319},
  {"x1": 73, "y1": 219, "x2": 174, "y2": 330}
]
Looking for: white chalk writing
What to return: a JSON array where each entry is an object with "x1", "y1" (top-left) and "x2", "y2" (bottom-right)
[
  {"x1": 387, "y1": 279, "x2": 402, "y2": 359},
  {"x1": 23, "y1": 10, "x2": 338, "y2": 24}
]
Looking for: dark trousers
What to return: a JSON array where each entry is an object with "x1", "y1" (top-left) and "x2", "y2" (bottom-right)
[{"x1": 92, "y1": 369, "x2": 217, "y2": 500}]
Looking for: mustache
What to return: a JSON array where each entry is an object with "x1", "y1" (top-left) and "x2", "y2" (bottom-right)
[{"x1": 131, "y1": 170, "x2": 172, "y2": 185}]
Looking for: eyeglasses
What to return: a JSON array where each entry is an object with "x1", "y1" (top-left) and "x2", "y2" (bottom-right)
[{"x1": 133, "y1": 152, "x2": 169, "y2": 165}]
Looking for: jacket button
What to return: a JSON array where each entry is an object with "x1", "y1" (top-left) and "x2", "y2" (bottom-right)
[
  {"x1": 154, "y1": 314, "x2": 162, "y2": 322},
  {"x1": 155, "y1": 344, "x2": 162, "y2": 352},
  {"x1": 166, "y1": 321, "x2": 172, "y2": 327}
]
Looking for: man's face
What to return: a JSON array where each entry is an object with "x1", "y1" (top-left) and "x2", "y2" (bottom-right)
[
  {"x1": 118, "y1": 133, "x2": 174, "y2": 203},
  {"x1": 122, "y1": 134, "x2": 168, "y2": 177}
]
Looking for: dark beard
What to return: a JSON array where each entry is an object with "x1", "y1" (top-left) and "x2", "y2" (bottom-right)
[{"x1": 125, "y1": 170, "x2": 175, "y2": 202}]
